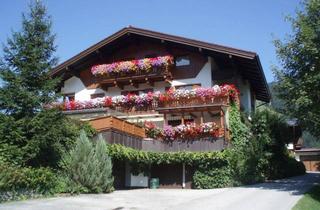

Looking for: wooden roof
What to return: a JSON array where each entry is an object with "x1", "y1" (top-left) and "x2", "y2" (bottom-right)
[{"x1": 51, "y1": 26, "x2": 270, "y2": 102}]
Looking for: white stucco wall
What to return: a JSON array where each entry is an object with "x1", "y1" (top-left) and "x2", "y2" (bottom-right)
[
  {"x1": 61, "y1": 57, "x2": 213, "y2": 101},
  {"x1": 237, "y1": 78, "x2": 252, "y2": 114},
  {"x1": 171, "y1": 57, "x2": 212, "y2": 88},
  {"x1": 61, "y1": 76, "x2": 106, "y2": 101}
]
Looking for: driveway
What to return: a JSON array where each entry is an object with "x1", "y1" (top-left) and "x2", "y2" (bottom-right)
[{"x1": 1, "y1": 173, "x2": 319, "y2": 210}]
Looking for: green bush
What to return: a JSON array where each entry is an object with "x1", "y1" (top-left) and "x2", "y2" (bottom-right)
[
  {"x1": 283, "y1": 157, "x2": 306, "y2": 178},
  {"x1": 0, "y1": 164, "x2": 58, "y2": 202},
  {"x1": 61, "y1": 131, "x2": 114, "y2": 193},
  {"x1": 193, "y1": 161, "x2": 232, "y2": 189},
  {"x1": 0, "y1": 111, "x2": 96, "y2": 168}
]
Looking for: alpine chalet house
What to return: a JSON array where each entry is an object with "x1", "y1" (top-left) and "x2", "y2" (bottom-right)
[{"x1": 51, "y1": 26, "x2": 270, "y2": 188}]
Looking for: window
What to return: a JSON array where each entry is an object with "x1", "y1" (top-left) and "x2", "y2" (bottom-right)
[
  {"x1": 175, "y1": 56, "x2": 190, "y2": 66},
  {"x1": 63, "y1": 93, "x2": 75, "y2": 101},
  {"x1": 90, "y1": 93, "x2": 105, "y2": 99}
]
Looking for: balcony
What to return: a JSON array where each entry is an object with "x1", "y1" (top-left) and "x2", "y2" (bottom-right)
[
  {"x1": 51, "y1": 84, "x2": 237, "y2": 114},
  {"x1": 96, "y1": 67, "x2": 172, "y2": 90},
  {"x1": 91, "y1": 55, "x2": 174, "y2": 89}
]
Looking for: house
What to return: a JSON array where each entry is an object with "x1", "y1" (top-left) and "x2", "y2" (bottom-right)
[{"x1": 51, "y1": 26, "x2": 270, "y2": 188}]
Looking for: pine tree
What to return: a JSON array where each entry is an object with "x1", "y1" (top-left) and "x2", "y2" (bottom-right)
[
  {"x1": 0, "y1": 1, "x2": 79, "y2": 167},
  {"x1": 0, "y1": 1, "x2": 58, "y2": 118},
  {"x1": 62, "y1": 131, "x2": 114, "y2": 193}
]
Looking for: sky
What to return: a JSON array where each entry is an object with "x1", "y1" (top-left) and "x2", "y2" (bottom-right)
[{"x1": 0, "y1": 0, "x2": 300, "y2": 82}]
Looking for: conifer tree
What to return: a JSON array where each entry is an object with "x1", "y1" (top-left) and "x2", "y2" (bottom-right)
[
  {"x1": 62, "y1": 131, "x2": 114, "y2": 193},
  {"x1": 0, "y1": 1, "x2": 58, "y2": 118},
  {"x1": 0, "y1": 1, "x2": 79, "y2": 167}
]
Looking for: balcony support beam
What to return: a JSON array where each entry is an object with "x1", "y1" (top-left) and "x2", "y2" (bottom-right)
[
  {"x1": 181, "y1": 113, "x2": 185, "y2": 125},
  {"x1": 163, "y1": 113, "x2": 167, "y2": 127}
]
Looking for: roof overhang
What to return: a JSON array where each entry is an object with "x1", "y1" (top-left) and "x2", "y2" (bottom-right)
[{"x1": 51, "y1": 26, "x2": 271, "y2": 102}]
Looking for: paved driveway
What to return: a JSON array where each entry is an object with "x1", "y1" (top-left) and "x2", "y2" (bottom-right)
[{"x1": 1, "y1": 173, "x2": 319, "y2": 210}]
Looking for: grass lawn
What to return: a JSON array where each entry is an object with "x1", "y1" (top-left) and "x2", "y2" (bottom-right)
[{"x1": 292, "y1": 185, "x2": 320, "y2": 210}]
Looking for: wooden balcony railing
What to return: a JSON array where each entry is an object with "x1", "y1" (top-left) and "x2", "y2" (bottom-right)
[
  {"x1": 96, "y1": 67, "x2": 172, "y2": 86},
  {"x1": 89, "y1": 116, "x2": 146, "y2": 138},
  {"x1": 159, "y1": 96, "x2": 230, "y2": 108},
  {"x1": 112, "y1": 96, "x2": 230, "y2": 114}
]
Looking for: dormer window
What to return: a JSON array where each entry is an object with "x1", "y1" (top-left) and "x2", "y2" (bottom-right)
[{"x1": 175, "y1": 56, "x2": 190, "y2": 66}]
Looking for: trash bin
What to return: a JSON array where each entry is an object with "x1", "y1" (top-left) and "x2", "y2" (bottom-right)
[{"x1": 150, "y1": 178, "x2": 159, "y2": 189}]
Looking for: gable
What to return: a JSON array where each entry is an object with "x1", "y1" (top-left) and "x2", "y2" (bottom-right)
[{"x1": 51, "y1": 26, "x2": 270, "y2": 102}]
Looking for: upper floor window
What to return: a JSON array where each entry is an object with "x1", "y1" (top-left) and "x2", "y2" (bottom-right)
[
  {"x1": 175, "y1": 56, "x2": 190, "y2": 67},
  {"x1": 63, "y1": 93, "x2": 75, "y2": 101},
  {"x1": 90, "y1": 93, "x2": 105, "y2": 99}
]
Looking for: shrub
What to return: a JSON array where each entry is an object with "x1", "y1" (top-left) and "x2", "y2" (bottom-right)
[
  {"x1": 0, "y1": 111, "x2": 96, "y2": 168},
  {"x1": 0, "y1": 164, "x2": 58, "y2": 202},
  {"x1": 283, "y1": 157, "x2": 306, "y2": 177},
  {"x1": 193, "y1": 161, "x2": 232, "y2": 189},
  {"x1": 61, "y1": 131, "x2": 114, "y2": 193}
]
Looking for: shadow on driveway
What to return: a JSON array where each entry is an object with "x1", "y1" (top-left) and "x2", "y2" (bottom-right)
[{"x1": 244, "y1": 172, "x2": 320, "y2": 195}]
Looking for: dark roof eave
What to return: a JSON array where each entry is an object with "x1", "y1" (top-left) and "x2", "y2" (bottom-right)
[
  {"x1": 50, "y1": 26, "x2": 257, "y2": 76},
  {"x1": 50, "y1": 26, "x2": 270, "y2": 102}
]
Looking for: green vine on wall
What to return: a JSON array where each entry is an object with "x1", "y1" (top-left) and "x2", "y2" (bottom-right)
[
  {"x1": 107, "y1": 144, "x2": 227, "y2": 166},
  {"x1": 105, "y1": 101, "x2": 253, "y2": 188}
]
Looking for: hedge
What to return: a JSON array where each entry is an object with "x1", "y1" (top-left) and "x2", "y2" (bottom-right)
[{"x1": 0, "y1": 164, "x2": 59, "y2": 202}]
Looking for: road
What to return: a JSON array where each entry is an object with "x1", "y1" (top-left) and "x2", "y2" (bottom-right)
[{"x1": 1, "y1": 173, "x2": 319, "y2": 210}]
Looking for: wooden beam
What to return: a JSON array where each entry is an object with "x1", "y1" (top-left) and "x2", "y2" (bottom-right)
[
  {"x1": 200, "y1": 112, "x2": 204, "y2": 124},
  {"x1": 181, "y1": 113, "x2": 185, "y2": 124},
  {"x1": 163, "y1": 113, "x2": 167, "y2": 127}
]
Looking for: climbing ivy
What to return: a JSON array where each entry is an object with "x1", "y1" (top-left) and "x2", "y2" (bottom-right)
[{"x1": 107, "y1": 144, "x2": 227, "y2": 166}]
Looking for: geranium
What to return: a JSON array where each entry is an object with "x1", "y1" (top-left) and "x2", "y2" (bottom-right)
[
  {"x1": 159, "y1": 122, "x2": 220, "y2": 141},
  {"x1": 163, "y1": 125, "x2": 175, "y2": 141},
  {"x1": 91, "y1": 55, "x2": 174, "y2": 76},
  {"x1": 51, "y1": 84, "x2": 239, "y2": 111}
]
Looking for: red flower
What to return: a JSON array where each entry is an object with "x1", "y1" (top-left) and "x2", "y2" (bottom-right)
[{"x1": 104, "y1": 97, "x2": 112, "y2": 107}]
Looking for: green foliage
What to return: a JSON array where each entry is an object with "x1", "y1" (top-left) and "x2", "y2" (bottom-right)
[
  {"x1": 252, "y1": 108, "x2": 306, "y2": 179},
  {"x1": 0, "y1": 164, "x2": 58, "y2": 202},
  {"x1": 273, "y1": 0, "x2": 320, "y2": 138},
  {"x1": 0, "y1": 0, "x2": 58, "y2": 118},
  {"x1": 193, "y1": 162, "x2": 232, "y2": 189},
  {"x1": 0, "y1": 110, "x2": 93, "y2": 167},
  {"x1": 283, "y1": 157, "x2": 306, "y2": 177},
  {"x1": 0, "y1": 1, "x2": 86, "y2": 168},
  {"x1": 107, "y1": 143, "x2": 232, "y2": 188},
  {"x1": 303, "y1": 131, "x2": 320, "y2": 148},
  {"x1": 107, "y1": 143, "x2": 227, "y2": 166},
  {"x1": 292, "y1": 185, "x2": 320, "y2": 210},
  {"x1": 227, "y1": 102, "x2": 267, "y2": 185},
  {"x1": 61, "y1": 131, "x2": 114, "y2": 193}
]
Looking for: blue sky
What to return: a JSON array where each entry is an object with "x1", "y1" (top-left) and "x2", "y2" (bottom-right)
[{"x1": 1, "y1": 0, "x2": 300, "y2": 82}]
